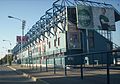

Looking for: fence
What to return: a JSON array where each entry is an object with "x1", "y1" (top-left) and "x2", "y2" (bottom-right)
[
  {"x1": 22, "y1": 49, "x2": 120, "y2": 84},
  {"x1": 64, "y1": 50, "x2": 120, "y2": 84}
]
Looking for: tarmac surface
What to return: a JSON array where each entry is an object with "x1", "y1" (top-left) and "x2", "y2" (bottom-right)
[
  {"x1": 0, "y1": 65, "x2": 39, "y2": 84},
  {"x1": 8, "y1": 64, "x2": 120, "y2": 84}
]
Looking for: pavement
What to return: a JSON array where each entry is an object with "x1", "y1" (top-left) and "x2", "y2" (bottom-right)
[{"x1": 8, "y1": 64, "x2": 120, "y2": 84}]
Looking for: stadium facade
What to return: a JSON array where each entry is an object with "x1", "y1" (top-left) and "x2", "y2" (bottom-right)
[{"x1": 12, "y1": 0, "x2": 120, "y2": 67}]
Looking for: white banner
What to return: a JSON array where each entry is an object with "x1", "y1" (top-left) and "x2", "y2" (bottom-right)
[
  {"x1": 92, "y1": 7, "x2": 115, "y2": 31},
  {"x1": 77, "y1": 5, "x2": 115, "y2": 31}
]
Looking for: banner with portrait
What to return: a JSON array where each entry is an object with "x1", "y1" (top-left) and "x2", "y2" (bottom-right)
[
  {"x1": 67, "y1": 31, "x2": 81, "y2": 49},
  {"x1": 77, "y1": 4, "x2": 115, "y2": 31},
  {"x1": 77, "y1": 5, "x2": 94, "y2": 29},
  {"x1": 92, "y1": 7, "x2": 115, "y2": 31}
]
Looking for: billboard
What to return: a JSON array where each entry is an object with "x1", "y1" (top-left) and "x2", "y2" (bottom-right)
[
  {"x1": 16, "y1": 36, "x2": 28, "y2": 43},
  {"x1": 77, "y1": 5, "x2": 94, "y2": 29},
  {"x1": 67, "y1": 6, "x2": 77, "y2": 25},
  {"x1": 65, "y1": 55, "x2": 83, "y2": 65},
  {"x1": 67, "y1": 31, "x2": 81, "y2": 49},
  {"x1": 92, "y1": 7, "x2": 115, "y2": 31},
  {"x1": 77, "y1": 5, "x2": 115, "y2": 31},
  {"x1": 66, "y1": 6, "x2": 81, "y2": 49}
]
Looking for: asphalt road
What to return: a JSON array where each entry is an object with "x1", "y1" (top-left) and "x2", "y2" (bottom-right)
[{"x1": 0, "y1": 65, "x2": 37, "y2": 84}]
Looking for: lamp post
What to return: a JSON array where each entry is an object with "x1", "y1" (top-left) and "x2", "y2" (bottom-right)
[
  {"x1": 3, "y1": 40, "x2": 12, "y2": 50},
  {"x1": 8, "y1": 15, "x2": 26, "y2": 65}
]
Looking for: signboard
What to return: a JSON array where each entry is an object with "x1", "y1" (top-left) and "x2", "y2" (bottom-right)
[
  {"x1": 67, "y1": 6, "x2": 77, "y2": 25},
  {"x1": 66, "y1": 7, "x2": 81, "y2": 49},
  {"x1": 77, "y1": 5, "x2": 94, "y2": 29},
  {"x1": 65, "y1": 56, "x2": 83, "y2": 65},
  {"x1": 17, "y1": 36, "x2": 28, "y2": 43},
  {"x1": 67, "y1": 31, "x2": 81, "y2": 49},
  {"x1": 92, "y1": 7, "x2": 115, "y2": 31},
  {"x1": 77, "y1": 5, "x2": 115, "y2": 31}
]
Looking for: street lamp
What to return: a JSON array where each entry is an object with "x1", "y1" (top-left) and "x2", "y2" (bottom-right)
[
  {"x1": 8, "y1": 15, "x2": 26, "y2": 64},
  {"x1": 3, "y1": 40, "x2": 12, "y2": 50}
]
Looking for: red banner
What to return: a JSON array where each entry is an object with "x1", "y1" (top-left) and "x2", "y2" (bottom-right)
[{"x1": 16, "y1": 36, "x2": 28, "y2": 43}]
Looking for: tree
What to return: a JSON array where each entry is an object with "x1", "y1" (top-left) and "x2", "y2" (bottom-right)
[{"x1": 8, "y1": 54, "x2": 13, "y2": 65}]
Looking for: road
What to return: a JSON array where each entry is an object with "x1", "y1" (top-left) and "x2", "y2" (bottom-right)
[{"x1": 0, "y1": 65, "x2": 37, "y2": 84}]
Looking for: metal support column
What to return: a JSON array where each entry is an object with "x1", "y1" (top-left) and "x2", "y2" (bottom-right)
[
  {"x1": 80, "y1": 55, "x2": 83, "y2": 80},
  {"x1": 46, "y1": 58, "x2": 48, "y2": 72},
  {"x1": 53, "y1": 58, "x2": 56, "y2": 74},
  {"x1": 64, "y1": 57, "x2": 67, "y2": 76},
  {"x1": 107, "y1": 52, "x2": 110, "y2": 84}
]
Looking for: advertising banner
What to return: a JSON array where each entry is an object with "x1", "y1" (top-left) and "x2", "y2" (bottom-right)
[
  {"x1": 67, "y1": 31, "x2": 81, "y2": 49},
  {"x1": 77, "y1": 5, "x2": 94, "y2": 29},
  {"x1": 67, "y1": 6, "x2": 77, "y2": 25},
  {"x1": 77, "y1": 4, "x2": 115, "y2": 31},
  {"x1": 65, "y1": 55, "x2": 83, "y2": 65},
  {"x1": 92, "y1": 7, "x2": 115, "y2": 31},
  {"x1": 16, "y1": 36, "x2": 28, "y2": 43},
  {"x1": 66, "y1": 7, "x2": 81, "y2": 49}
]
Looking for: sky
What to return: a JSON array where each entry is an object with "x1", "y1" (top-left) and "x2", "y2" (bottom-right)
[{"x1": 0, "y1": 0, "x2": 120, "y2": 59}]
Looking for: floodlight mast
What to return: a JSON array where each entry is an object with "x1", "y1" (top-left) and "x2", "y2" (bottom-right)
[{"x1": 8, "y1": 15, "x2": 26, "y2": 64}]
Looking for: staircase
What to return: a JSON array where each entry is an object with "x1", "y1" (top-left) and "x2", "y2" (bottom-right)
[{"x1": 96, "y1": 30, "x2": 120, "y2": 49}]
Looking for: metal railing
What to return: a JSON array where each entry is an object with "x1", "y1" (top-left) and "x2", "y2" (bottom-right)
[
  {"x1": 63, "y1": 50, "x2": 120, "y2": 84},
  {"x1": 22, "y1": 48, "x2": 120, "y2": 84}
]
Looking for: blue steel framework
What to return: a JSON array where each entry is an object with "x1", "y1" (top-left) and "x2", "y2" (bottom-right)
[{"x1": 12, "y1": 0, "x2": 120, "y2": 65}]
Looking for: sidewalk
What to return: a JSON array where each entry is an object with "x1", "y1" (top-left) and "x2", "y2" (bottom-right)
[{"x1": 8, "y1": 64, "x2": 120, "y2": 84}]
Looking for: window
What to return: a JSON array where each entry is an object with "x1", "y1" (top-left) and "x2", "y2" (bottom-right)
[
  {"x1": 36, "y1": 47, "x2": 38, "y2": 52},
  {"x1": 53, "y1": 27, "x2": 57, "y2": 35},
  {"x1": 47, "y1": 39, "x2": 48, "y2": 44},
  {"x1": 54, "y1": 39, "x2": 56, "y2": 47},
  {"x1": 88, "y1": 30, "x2": 94, "y2": 48},
  {"x1": 43, "y1": 37, "x2": 45, "y2": 41},
  {"x1": 43, "y1": 45, "x2": 46, "y2": 53},
  {"x1": 38, "y1": 47, "x2": 41, "y2": 54},
  {"x1": 49, "y1": 42, "x2": 51, "y2": 48},
  {"x1": 58, "y1": 37, "x2": 60, "y2": 46}
]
